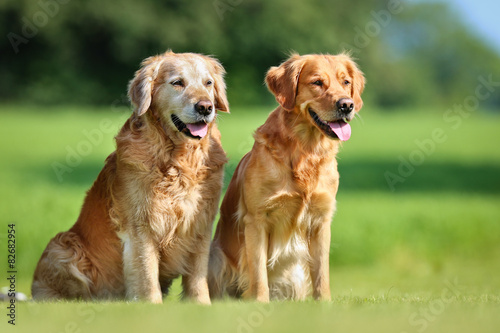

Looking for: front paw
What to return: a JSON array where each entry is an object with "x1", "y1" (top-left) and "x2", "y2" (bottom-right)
[
  {"x1": 313, "y1": 290, "x2": 331, "y2": 302},
  {"x1": 244, "y1": 285, "x2": 269, "y2": 303},
  {"x1": 150, "y1": 293, "x2": 163, "y2": 304},
  {"x1": 196, "y1": 293, "x2": 211, "y2": 305},
  {"x1": 126, "y1": 289, "x2": 163, "y2": 304},
  {"x1": 256, "y1": 293, "x2": 270, "y2": 303}
]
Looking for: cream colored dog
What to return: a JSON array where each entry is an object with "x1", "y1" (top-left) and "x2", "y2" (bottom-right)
[{"x1": 32, "y1": 50, "x2": 229, "y2": 304}]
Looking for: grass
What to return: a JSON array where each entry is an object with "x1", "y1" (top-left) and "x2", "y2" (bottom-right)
[{"x1": 0, "y1": 104, "x2": 499, "y2": 332}]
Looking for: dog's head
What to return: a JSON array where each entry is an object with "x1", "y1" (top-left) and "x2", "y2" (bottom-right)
[
  {"x1": 266, "y1": 53, "x2": 365, "y2": 141},
  {"x1": 128, "y1": 50, "x2": 229, "y2": 140}
]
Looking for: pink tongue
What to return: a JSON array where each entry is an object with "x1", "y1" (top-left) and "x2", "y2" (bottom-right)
[
  {"x1": 186, "y1": 123, "x2": 208, "y2": 138},
  {"x1": 328, "y1": 121, "x2": 351, "y2": 141}
]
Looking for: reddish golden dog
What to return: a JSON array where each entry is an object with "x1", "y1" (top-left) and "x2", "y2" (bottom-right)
[
  {"x1": 32, "y1": 50, "x2": 229, "y2": 304},
  {"x1": 208, "y1": 53, "x2": 365, "y2": 302}
]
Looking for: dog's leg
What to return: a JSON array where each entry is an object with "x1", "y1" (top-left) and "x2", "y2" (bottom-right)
[
  {"x1": 182, "y1": 229, "x2": 211, "y2": 305},
  {"x1": 308, "y1": 220, "x2": 332, "y2": 301},
  {"x1": 32, "y1": 232, "x2": 93, "y2": 300},
  {"x1": 207, "y1": 240, "x2": 226, "y2": 299},
  {"x1": 122, "y1": 232, "x2": 162, "y2": 303},
  {"x1": 243, "y1": 214, "x2": 270, "y2": 302}
]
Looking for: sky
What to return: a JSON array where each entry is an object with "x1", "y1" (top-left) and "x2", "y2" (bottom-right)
[{"x1": 428, "y1": 0, "x2": 500, "y2": 53}]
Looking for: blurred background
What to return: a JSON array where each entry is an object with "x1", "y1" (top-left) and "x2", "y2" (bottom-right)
[
  {"x1": 1, "y1": 1, "x2": 500, "y2": 330},
  {"x1": 0, "y1": 0, "x2": 500, "y2": 333},
  {"x1": 1, "y1": 0, "x2": 500, "y2": 108}
]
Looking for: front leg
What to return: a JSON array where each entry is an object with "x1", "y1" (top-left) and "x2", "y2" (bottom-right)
[
  {"x1": 243, "y1": 214, "x2": 270, "y2": 303},
  {"x1": 182, "y1": 229, "x2": 212, "y2": 305},
  {"x1": 122, "y1": 231, "x2": 162, "y2": 303},
  {"x1": 308, "y1": 220, "x2": 332, "y2": 301}
]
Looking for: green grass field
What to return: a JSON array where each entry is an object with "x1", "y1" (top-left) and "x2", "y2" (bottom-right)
[{"x1": 1, "y1": 105, "x2": 499, "y2": 332}]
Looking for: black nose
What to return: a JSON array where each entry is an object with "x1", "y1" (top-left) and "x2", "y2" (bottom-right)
[
  {"x1": 194, "y1": 100, "x2": 213, "y2": 116},
  {"x1": 336, "y1": 98, "x2": 354, "y2": 114}
]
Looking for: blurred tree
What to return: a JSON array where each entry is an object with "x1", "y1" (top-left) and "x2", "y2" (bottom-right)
[
  {"x1": 0, "y1": 0, "x2": 499, "y2": 109},
  {"x1": 375, "y1": 2, "x2": 500, "y2": 109}
]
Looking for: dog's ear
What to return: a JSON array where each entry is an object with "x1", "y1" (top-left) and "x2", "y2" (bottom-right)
[
  {"x1": 345, "y1": 56, "x2": 365, "y2": 112},
  {"x1": 128, "y1": 55, "x2": 165, "y2": 116},
  {"x1": 265, "y1": 54, "x2": 305, "y2": 111},
  {"x1": 205, "y1": 56, "x2": 229, "y2": 113}
]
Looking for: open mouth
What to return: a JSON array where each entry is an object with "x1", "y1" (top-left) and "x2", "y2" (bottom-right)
[
  {"x1": 171, "y1": 114, "x2": 209, "y2": 139},
  {"x1": 308, "y1": 109, "x2": 351, "y2": 141}
]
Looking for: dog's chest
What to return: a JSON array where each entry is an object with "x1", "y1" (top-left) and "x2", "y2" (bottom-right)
[
  {"x1": 153, "y1": 165, "x2": 206, "y2": 227},
  {"x1": 266, "y1": 187, "x2": 335, "y2": 230},
  {"x1": 263, "y1": 165, "x2": 338, "y2": 266},
  {"x1": 266, "y1": 159, "x2": 338, "y2": 225}
]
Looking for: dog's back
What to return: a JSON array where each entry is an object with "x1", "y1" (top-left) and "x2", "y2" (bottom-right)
[{"x1": 32, "y1": 153, "x2": 124, "y2": 300}]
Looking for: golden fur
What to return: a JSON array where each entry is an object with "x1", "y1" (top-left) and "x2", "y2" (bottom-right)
[
  {"x1": 208, "y1": 53, "x2": 365, "y2": 302},
  {"x1": 32, "y1": 50, "x2": 229, "y2": 304}
]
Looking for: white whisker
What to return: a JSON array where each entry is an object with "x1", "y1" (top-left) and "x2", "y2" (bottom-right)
[{"x1": 354, "y1": 112, "x2": 364, "y2": 125}]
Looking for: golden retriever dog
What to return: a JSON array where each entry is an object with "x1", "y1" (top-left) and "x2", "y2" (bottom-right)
[
  {"x1": 208, "y1": 53, "x2": 364, "y2": 302},
  {"x1": 32, "y1": 50, "x2": 229, "y2": 304}
]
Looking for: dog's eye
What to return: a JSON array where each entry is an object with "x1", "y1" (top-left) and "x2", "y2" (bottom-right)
[
  {"x1": 343, "y1": 80, "x2": 351, "y2": 86},
  {"x1": 312, "y1": 80, "x2": 323, "y2": 86},
  {"x1": 206, "y1": 80, "x2": 213, "y2": 86},
  {"x1": 171, "y1": 80, "x2": 184, "y2": 87}
]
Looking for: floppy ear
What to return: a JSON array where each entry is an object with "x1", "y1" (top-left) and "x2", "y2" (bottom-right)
[
  {"x1": 265, "y1": 54, "x2": 305, "y2": 111},
  {"x1": 128, "y1": 55, "x2": 165, "y2": 116},
  {"x1": 347, "y1": 58, "x2": 365, "y2": 112},
  {"x1": 206, "y1": 56, "x2": 229, "y2": 113}
]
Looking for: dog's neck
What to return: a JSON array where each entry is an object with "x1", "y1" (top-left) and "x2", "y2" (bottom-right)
[
  {"x1": 252, "y1": 106, "x2": 339, "y2": 193},
  {"x1": 254, "y1": 106, "x2": 339, "y2": 173},
  {"x1": 115, "y1": 112, "x2": 215, "y2": 173},
  {"x1": 258, "y1": 106, "x2": 339, "y2": 153}
]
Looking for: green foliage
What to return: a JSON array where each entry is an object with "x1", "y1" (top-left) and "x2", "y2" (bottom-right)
[
  {"x1": 1, "y1": 0, "x2": 499, "y2": 108},
  {"x1": 380, "y1": 2, "x2": 500, "y2": 108}
]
